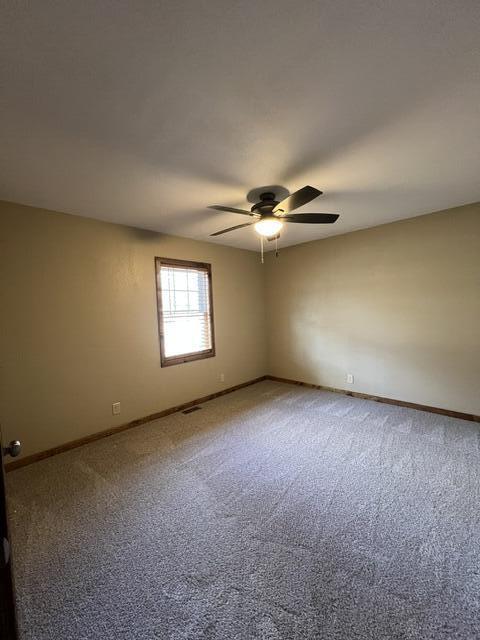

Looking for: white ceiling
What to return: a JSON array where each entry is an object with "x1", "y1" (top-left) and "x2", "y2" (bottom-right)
[{"x1": 1, "y1": 1, "x2": 479, "y2": 251}]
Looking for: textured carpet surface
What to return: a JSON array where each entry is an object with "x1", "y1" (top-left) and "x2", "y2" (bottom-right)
[{"x1": 7, "y1": 381, "x2": 480, "y2": 639}]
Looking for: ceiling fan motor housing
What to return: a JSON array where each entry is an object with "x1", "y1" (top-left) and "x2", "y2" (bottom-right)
[{"x1": 251, "y1": 192, "x2": 280, "y2": 217}]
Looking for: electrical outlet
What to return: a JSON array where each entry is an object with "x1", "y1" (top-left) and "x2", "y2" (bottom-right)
[
  {"x1": 112, "y1": 402, "x2": 121, "y2": 415},
  {"x1": 346, "y1": 373, "x2": 354, "y2": 384},
  {"x1": 219, "y1": 373, "x2": 225, "y2": 382}
]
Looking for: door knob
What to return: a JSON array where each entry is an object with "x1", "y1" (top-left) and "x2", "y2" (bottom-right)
[
  {"x1": 2, "y1": 537, "x2": 10, "y2": 568},
  {"x1": 3, "y1": 440, "x2": 21, "y2": 458}
]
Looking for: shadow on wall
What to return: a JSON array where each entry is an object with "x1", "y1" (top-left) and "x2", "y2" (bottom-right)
[{"x1": 275, "y1": 315, "x2": 474, "y2": 406}]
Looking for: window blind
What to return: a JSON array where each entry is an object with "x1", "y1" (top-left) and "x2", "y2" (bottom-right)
[{"x1": 157, "y1": 260, "x2": 214, "y2": 364}]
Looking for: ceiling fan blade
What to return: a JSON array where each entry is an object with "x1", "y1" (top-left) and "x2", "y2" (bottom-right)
[
  {"x1": 210, "y1": 222, "x2": 255, "y2": 236},
  {"x1": 283, "y1": 213, "x2": 339, "y2": 223},
  {"x1": 272, "y1": 185, "x2": 322, "y2": 214},
  {"x1": 208, "y1": 205, "x2": 256, "y2": 217}
]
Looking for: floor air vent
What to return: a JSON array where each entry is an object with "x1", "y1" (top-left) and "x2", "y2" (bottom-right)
[{"x1": 182, "y1": 406, "x2": 202, "y2": 415}]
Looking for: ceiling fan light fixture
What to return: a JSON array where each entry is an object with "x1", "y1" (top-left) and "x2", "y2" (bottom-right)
[{"x1": 254, "y1": 217, "x2": 283, "y2": 237}]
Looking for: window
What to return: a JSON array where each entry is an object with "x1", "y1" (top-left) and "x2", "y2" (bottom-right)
[{"x1": 155, "y1": 257, "x2": 215, "y2": 367}]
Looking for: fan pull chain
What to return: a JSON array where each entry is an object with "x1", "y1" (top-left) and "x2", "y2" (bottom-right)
[
  {"x1": 261, "y1": 236, "x2": 264, "y2": 263},
  {"x1": 275, "y1": 236, "x2": 279, "y2": 257}
]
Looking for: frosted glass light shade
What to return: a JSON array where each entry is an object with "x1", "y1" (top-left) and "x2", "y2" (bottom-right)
[{"x1": 254, "y1": 217, "x2": 283, "y2": 237}]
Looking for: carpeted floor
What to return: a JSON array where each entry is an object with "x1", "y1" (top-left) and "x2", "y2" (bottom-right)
[{"x1": 7, "y1": 381, "x2": 480, "y2": 639}]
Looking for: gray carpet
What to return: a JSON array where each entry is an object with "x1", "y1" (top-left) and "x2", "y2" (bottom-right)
[{"x1": 7, "y1": 381, "x2": 480, "y2": 639}]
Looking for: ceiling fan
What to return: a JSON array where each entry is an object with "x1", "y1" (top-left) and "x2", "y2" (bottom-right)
[{"x1": 208, "y1": 186, "x2": 339, "y2": 240}]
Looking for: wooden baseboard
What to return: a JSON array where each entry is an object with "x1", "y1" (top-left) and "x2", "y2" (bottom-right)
[
  {"x1": 265, "y1": 375, "x2": 480, "y2": 423},
  {"x1": 5, "y1": 376, "x2": 267, "y2": 472}
]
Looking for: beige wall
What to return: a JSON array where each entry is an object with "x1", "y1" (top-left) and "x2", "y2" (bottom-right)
[
  {"x1": 265, "y1": 203, "x2": 480, "y2": 415},
  {"x1": 1, "y1": 200, "x2": 478, "y2": 460},
  {"x1": 0, "y1": 201, "x2": 266, "y2": 458}
]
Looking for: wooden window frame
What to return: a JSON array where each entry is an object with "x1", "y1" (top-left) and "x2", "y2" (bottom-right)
[{"x1": 155, "y1": 257, "x2": 216, "y2": 367}]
